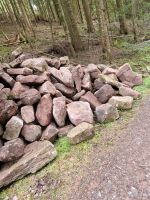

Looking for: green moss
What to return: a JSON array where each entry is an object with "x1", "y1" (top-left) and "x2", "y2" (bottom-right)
[{"x1": 55, "y1": 137, "x2": 71, "y2": 156}]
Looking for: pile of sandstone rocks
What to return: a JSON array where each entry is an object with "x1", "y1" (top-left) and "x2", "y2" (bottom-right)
[{"x1": 0, "y1": 47, "x2": 142, "y2": 188}]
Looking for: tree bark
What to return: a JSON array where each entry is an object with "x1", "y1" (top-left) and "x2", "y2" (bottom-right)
[
  {"x1": 61, "y1": 0, "x2": 83, "y2": 51},
  {"x1": 81, "y1": 0, "x2": 94, "y2": 32},
  {"x1": 116, "y1": 0, "x2": 128, "y2": 34}
]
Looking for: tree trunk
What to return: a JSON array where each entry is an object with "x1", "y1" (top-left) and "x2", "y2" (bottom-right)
[
  {"x1": 61, "y1": 0, "x2": 83, "y2": 51},
  {"x1": 95, "y1": 0, "x2": 111, "y2": 62},
  {"x1": 116, "y1": 0, "x2": 128, "y2": 34},
  {"x1": 132, "y1": 0, "x2": 138, "y2": 42},
  {"x1": 81, "y1": 0, "x2": 94, "y2": 32}
]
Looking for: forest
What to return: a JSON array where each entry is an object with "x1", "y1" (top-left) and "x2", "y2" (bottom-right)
[{"x1": 0, "y1": 0, "x2": 150, "y2": 64}]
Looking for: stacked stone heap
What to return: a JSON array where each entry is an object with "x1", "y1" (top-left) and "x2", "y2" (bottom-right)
[{"x1": 0, "y1": 47, "x2": 142, "y2": 188}]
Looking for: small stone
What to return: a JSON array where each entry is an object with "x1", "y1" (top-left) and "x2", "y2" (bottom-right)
[
  {"x1": 39, "y1": 81, "x2": 57, "y2": 96},
  {"x1": 11, "y1": 82, "x2": 29, "y2": 99},
  {"x1": 80, "y1": 91, "x2": 101, "y2": 109},
  {"x1": 82, "y1": 73, "x2": 92, "y2": 91},
  {"x1": 54, "y1": 83, "x2": 75, "y2": 97},
  {"x1": 16, "y1": 75, "x2": 47, "y2": 85},
  {"x1": 7, "y1": 67, "x2": 33, "y2": 75},
  {"x1": 41, "y1": 123, "x2": 58, "y2": 143},
  {"x1": 72, "y1": 66, "x2": 82, "y2": 92},
  {"x1": 86, "y1": 64, "x2": 101, "y2": 79},
  {"x1": 20, "y1": 89, "x2": 41, "y2": 105},
  {"x1": 119, "y1": 86, "x2": 141, "y2": 99},
  {"x1": 95, "y1": 84, "x2": 115, "y2": 103},
  {"x1": 99, "y1": 74, "x2": 124, "y2": 88},
  {"x1": 95, "y1": 103, "x2": 119, "y2": 123},
  {"x1": 0, "y1": 99, "x2": 18, "y2": 125},
  {"x1": 21, "y1": 124, "x2": 42, "y2": 142},
  {"x1": 72, "y1": 90, "x2": 86, "y2": 101},
  {"x1": 36, "y1": 94, "x2": 53, "y2": 126},
  {"x1": 0, "y1": 138, "x2": 25, "y2": 162},
  {"x1": 0, "y1": 88, "x2": 11, "y2": 100},
  {"x1": 21, "y1": 105, "x2": 35, "y2": 123},
  {"x1": 21, "y1": 58, "x2": 48, "y2": 72},
  {"x1": 60, "y1": 56, "x2": 70, "y2": 65},
  {"x1": 3, "y1": 116, "x2": 23, "y2": 140},
  {"x1": 0, "y1": 71, "x2": 15, "y2": 87},
  {"x1": 58, "y1": 124, "x2": 74, "y2": 137},
  {"x1": 67, "y1": 122, "x2": 94, "y2": 144},
  {"x1": 93, "y1": 79, "x2": 104, "y2": 91},
  {"x1": 60, "y1": 67, "x2": 74, "y2": 87},
  {"x1": 102, "y1": 67, "x2": 118, "y2": 75},
  {"x1": 67, "y1": 101, "x2": 93, "y2": 125},
  {"x1": 53, "y1": 97, "x2": 67, "y2": 127},
  {"x1": 11, "y1": 47, "x2": 23, "y2": 59},
  {"x1": 109, "y1": 96, "x2": 133, "y2": 110}
]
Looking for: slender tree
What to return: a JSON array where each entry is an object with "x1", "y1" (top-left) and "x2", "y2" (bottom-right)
[
  {"x1": 116, "y1": 0, "x2": 128, "y2": 34},
  {"x1": 81, "y1": 0, "x2": 94, "y2": 32},
  {"x1": 61, "y1": 0, "x2": 83, "y2": 51}
]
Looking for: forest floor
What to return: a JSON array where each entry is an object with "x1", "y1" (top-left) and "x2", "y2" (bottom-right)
[{"x1": 1, "y1": 23, "x2": 150, "y2": 200}]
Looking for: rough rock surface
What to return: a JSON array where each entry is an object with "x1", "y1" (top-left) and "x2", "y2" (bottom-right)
[
  {"x1": 67, "y1": 101, "x2": 93, "y2": 125},
  {"x1": 11, "y1": 82, "x2": 29, "y2": 99},
  {"x1": 21, "y1": 124, "x2": 42, "y2": 142},
  {"x1": 0, "y1": 141, "x2": 57, "y2": 188},
  {"x1": 3, "y1": 116, "x2": 23, "y2": 140},
  {"x1": 0, "y1": 99, "x2": 18, "y2": 125},
  {"x1": 20, "y1": 89, "x2": 41, "y2": 105},
  {"x1": 67, "y1": 122, "x2": 94, "y2": 144},
  {"x1": 39, "y1": 81, "x2": 57, "y2": 96},
  {"x1": 21, "y1": 105, "x2": 35, "y2": 123},
  {"x1": 41, "y1": 123, "x2": 58, "y2": 143},
  {"x1": 95, "y1": 103, "x2": 119, "y2": 123},
  {"x1": 95, "y1": 84, "x2": 115, "y2": 103},
  {"x1": 53, "y1": 97, "x2": 67, "y2": 127},
  {"x1": 58, "y1": 124, "x2": 74, "y2": 137},
  {"x1": 119, "y1": 86, "x2": 140, "y2": 99},
  {"x1": 109, "y1": 96, "x2": 133, "y2": 110},
  {"x1": 80, "y1": 91, "x2": 101, "y2": 109},
  {"x1": 36, "y1": 94, "x2": 53, "y2": 126},
  {"x1": 0, "y1": 138, "x2": 25, "y2": 162},
  {"x1": 21, "y1": 58, "x2": 48, "y2": 72}
]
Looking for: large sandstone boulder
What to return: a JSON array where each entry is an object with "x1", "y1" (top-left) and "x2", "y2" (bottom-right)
[
  {"x1": 41, "y1": 123, "x2": 58, "y2": 143},
  {"x1": 109, "y1": 96, "x2": 133, "y2": 110},
  {"x1": 95, "y1": 84, "x2": 115, "y2": 103},
  {"x1": 3, "y1": 116, "x2": 23, "y2": 140},
  {"x1": 86, "y1": 63, "x2": 101, "y2": 79},
  {"x1": 60, "y1": 67, "x2": 74, "y2": 87},
  {"x1": 21, "y1": 58, "x2": 48, "y2": 72},
  {"x1": 95, "y1": 103, "x2": 119, "y2": 123},
  {"x1": 21, "y1": 124, "x2": 42, "y2": 142},
  {"x1": 119, "y1": 86, "x2": 141, "y2": 99},
  {"x1": 80, "y1": 91, "x2": 101, "y2": 109},
  {"x1": 67, "y1": 122, "x2": 94, "y2": 144},
  {"x1": 36, "y1": 94, "x2": 53, "y2": 126},
  {"x1": 20, "y1": 89, "x2": 41, "y2": 105},
  {"x1": 0, "y1": 141, "x2": 57, "y2": 188},
  {"x1": 67, "y1": 101, "x2": 93, "y2": 125},
  {"x1": 0, "y1": 99, "x2": 18, "y2": 125},
  {"x1": 9, "y1": 53, "x2": 33, "y2": 68},
  {"x1": 21, "y1": 105, "x2": 35, "y2": 123},
  {"x1": 53, "y1": 97, "x2": 67, "y2": 127},
  {"x1": 0, "y1": 138, "x2": 25, "y2": 162}
]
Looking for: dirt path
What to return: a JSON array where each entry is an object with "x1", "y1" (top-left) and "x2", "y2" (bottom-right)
[{"x1": 55, "y1": 95, "x2": 150, "y2": 200}]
